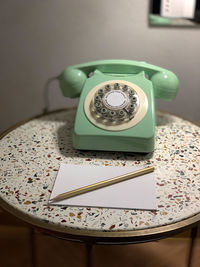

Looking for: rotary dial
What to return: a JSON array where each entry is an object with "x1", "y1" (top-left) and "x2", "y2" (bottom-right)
[{"x1": 91, "y1": 82, "x2": 139, "y2": 123}]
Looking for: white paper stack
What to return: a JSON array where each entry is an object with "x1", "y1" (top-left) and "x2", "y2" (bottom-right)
[{"x1": 49, "y1": 163, "x2": 157, "y2": 210}]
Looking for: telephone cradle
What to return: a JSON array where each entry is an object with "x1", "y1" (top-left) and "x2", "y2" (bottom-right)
[{"x1": 57, "y1": 60, "x2": 179, "y2": 153}]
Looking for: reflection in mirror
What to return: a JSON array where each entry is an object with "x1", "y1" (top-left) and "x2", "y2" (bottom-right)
[{"x1": 149, "y1": 0, "x2": 200, "y2": 27}]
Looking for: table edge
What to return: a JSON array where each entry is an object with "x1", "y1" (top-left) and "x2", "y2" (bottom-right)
[{"x1": 0, "y1": 196, "x2": 200, "y2": 242}]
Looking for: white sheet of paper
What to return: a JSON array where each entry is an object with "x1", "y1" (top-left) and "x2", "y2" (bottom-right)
[{"x1": 49, "y1": 163, "x2": 157, "y2": 210}]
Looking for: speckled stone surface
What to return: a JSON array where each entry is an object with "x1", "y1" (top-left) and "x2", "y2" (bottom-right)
[{"x1": 0, "y1": 109, "x2": 199, "y2": 232}]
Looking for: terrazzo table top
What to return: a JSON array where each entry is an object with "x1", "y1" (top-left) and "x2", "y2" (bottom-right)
[{"x1": 0, "y1": 109, "x2": 200, "y2": 240}]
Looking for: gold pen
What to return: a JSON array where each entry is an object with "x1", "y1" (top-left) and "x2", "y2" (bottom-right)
[{"x1": 50, "y1": 165, "x2": 154, "y2": 202}]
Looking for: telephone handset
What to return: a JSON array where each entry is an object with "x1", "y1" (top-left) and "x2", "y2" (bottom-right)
[{"x1": 57, "y1": 60, "x2": 179, "y2": 152}]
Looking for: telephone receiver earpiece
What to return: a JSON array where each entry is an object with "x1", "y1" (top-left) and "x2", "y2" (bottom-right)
[
  {"x1": 150, "y1": 70, "x2": 179, "y2": 100},
  {"x1": 57, "y1": 60, "x2": 179, "y2": 100},
  {"x1": 58, "y1": 67, "x2": 87, "y2": 98}
]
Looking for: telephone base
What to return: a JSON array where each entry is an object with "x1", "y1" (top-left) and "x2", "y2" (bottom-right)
[{"x1": 72, "y1": 133, "x2": 154, "y2": 153}]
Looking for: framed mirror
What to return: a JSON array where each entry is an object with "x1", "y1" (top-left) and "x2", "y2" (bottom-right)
[{"x1": 149, "y1": 0, "x2": 200, "y2": 27}]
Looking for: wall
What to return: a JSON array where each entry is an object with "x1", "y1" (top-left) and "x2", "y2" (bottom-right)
[{"x1": 0, "y1": 0, "x2": 200, "y2": 133}]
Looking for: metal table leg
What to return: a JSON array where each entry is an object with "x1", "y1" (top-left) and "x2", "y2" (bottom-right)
[
  {"x1": 86, "y1": 242, "x2": 93, "y2": 267},
  {"x1": 30, "y1": 228, "x2": 36, "y2": 267},
  {"x1": 187, "y1": 226, "x2": 198, "y2": 267}
]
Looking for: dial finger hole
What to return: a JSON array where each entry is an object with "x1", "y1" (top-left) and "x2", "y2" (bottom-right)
[
  {"x1": 94, "y1": 102, "x2": 102, "y2": 109},
  {"x1": 129, "y1": 90, "x2": 135, "y2": 95},
  {"x1": 118, "y1": 110, "x2": 125, "y2": 117},
  {"x1": 98, "y1": 89, "x2": 104, "y2": 95},
  {"x1": 123, "y1": 84, "x2": 128, "y2": 91},
  {"x1": 105, "y1": 84, "x2": 111, "y2": 90},
  {"x1": 100, "y1": 108, "x2": 108, "y2": 115},
  {"x1": 114, "y1": 83, "x2": 120, "y2": 89},
  {"x1": 129, "y1": 104, "x2": 136, "y2": 110},
  {"x1": 130, "y1": 96, "x2": 137, "y2": 103},
  {"x1": 94, "y1": 95, "x2": 102, "y2": 102},
  {"x1": 109, "y1": 111, "x2": 116, "y2": 117}
]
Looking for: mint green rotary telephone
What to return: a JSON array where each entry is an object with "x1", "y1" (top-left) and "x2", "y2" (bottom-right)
[{"x1": 57, "y1": 60, "x2": 179, "y2": 153}]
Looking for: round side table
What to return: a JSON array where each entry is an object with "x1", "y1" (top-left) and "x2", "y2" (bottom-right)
[{"x1": 0, "y1": 108, "x2": 199, "y2": 267}]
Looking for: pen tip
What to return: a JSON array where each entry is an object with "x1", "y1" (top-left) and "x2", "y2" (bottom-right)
[{"x1": 49, "y1": 197, "x2": 57, "y2": 202}]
